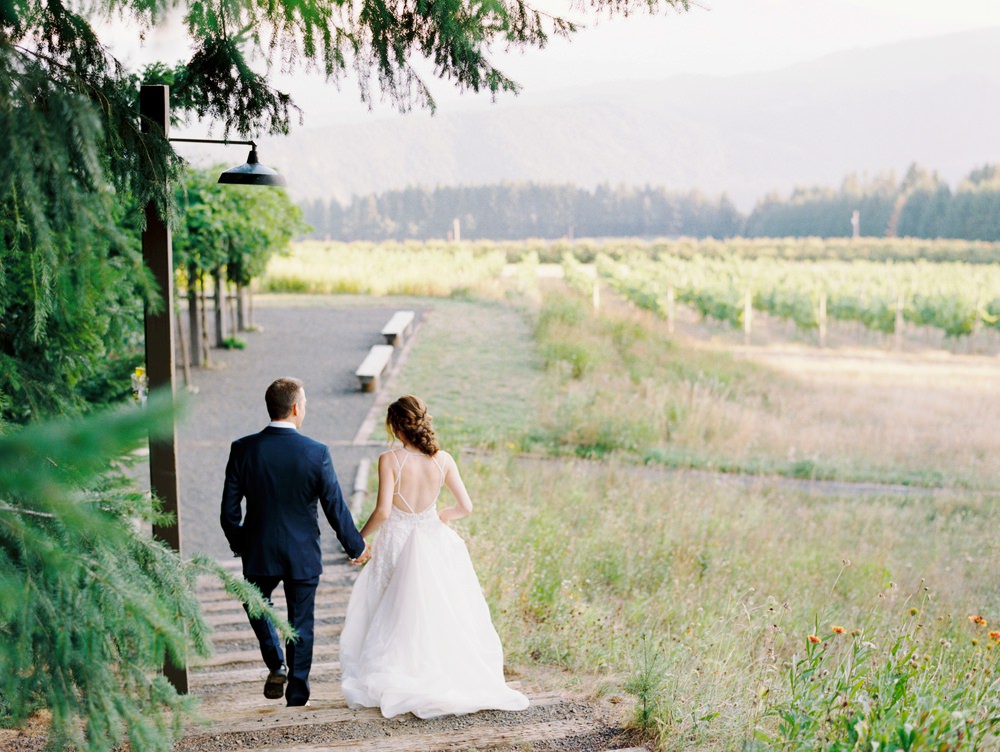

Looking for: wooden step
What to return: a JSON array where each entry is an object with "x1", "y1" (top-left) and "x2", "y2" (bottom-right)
[
  {"x1": 188, "y1": 690, "x2": 557, "y2": 732},
  {"x1": 209, "y1": 622, "x2": 343, "y2": 646},
  {"x1": 177, "y1": 693, "x2": 599, "y2": 752},
  {"x1": 204, "y1": 606, "x2": 347, "y2": 628},
  {"x1": 189, "y1": 661, "x2": 342, "y2": 689},
  {"x1": 193, "y1": 644, "x2": 340, "y2": 670},
  {"x1": 199, "y1": 593, "x2": 349, "y2": 615}
]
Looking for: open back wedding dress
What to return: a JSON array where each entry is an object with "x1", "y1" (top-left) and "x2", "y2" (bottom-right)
[{"x1": 339, "y1": 448, "x2": 529, "y2": 719}]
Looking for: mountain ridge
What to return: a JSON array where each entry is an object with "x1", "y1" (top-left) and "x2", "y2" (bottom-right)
[{"x1": 257, "y1": 27, "x2": 1000, "y2": 209}]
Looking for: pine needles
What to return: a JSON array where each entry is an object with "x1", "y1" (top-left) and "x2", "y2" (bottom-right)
[{"x1": 0, "y1": 395, "x2": 243, "y2": 751}]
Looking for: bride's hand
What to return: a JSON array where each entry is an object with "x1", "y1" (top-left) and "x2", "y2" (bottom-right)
[{"x1": 438, "y1": 512, "x2": 450, "y2": 525}]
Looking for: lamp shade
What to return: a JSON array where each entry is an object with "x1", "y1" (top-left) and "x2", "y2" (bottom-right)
[{"x1": 218, "y1": 146, "x2": 287, "y2": 186}]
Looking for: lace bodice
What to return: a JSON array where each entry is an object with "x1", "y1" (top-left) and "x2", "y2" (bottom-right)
[{"x1": 368, "y1": 503, "x2": 440, "y2": 596}]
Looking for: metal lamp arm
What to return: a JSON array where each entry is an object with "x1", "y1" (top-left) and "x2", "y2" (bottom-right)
[{"x1": 169, "y1": 138, "x2": 257, "y2": 147}]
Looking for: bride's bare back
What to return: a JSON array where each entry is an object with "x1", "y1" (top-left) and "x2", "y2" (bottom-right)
[
  {"x1": 358, "y1": 442, "x2": 473, "y2": 541},
  {"x1": 386, "y1": 447, "x2": 447, "y2": 514}
]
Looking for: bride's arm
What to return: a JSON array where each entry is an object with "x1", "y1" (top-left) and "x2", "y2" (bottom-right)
[
  {"x1": 439, "y1": 452, "x2": 473, "y2": 524},
  {"x1": 359, "y1": 452, "x2": 395, "y2": 539}
]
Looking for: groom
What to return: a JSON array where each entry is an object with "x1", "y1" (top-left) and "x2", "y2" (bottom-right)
[{"x1": 221, "y1": 377, "x2": 370, "y2": 706}]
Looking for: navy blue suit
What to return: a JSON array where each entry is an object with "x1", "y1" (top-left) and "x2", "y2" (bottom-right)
[{"x1": 221, "y1": 425, "x2": 365, "y2": 704}]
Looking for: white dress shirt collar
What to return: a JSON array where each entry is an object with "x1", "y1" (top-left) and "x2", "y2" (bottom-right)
[{"x1": 268, "y1": 420, "x2": 297, "y2": 430}]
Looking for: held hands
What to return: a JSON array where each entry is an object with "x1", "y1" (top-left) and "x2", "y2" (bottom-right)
[{"x1": 350, "y1": 543, "x2": 371, "y2": 566}]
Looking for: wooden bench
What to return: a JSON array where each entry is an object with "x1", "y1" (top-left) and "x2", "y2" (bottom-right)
[
  {"x1": 355, "y1": 344, "x2": 394, "y2": 392},
  {"x1": 381, "y1": 310, "x2": 415, "y2": 346}
]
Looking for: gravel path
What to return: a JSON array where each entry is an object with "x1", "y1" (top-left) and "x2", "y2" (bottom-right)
[{"x1": 175, "y1": 300, "x2": 416, "y2": 559}]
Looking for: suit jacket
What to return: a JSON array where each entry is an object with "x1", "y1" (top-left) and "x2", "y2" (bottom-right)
[{"x1": 220, "y1": 426, "x2": 366, "y2": 579}]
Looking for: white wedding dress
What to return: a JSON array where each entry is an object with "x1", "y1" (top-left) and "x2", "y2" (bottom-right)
[{"x1": 340, "y1": 449, "x2": 529, "y2": 719}]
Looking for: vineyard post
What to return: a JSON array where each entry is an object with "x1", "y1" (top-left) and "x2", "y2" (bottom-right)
[
  {"x1": 667, "y1": 286, "x2": 676, "y2": 335},
  {"x1": 744, "y1": 288, "x2": 752, "y2": 346},
  {"x1": 818, "y1": 291, "x2": 827, "y2": 348}
]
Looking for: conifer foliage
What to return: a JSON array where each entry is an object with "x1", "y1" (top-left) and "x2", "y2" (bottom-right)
[
  {"x1": 0, "y1": 395, "x2": 285, "y2": 750},
  {"x1": 0, "y1": 45, "x2": 157, "y2": 422},
  {"x1": 0, "y1": 397, "x2": 200, "y2": 748}
]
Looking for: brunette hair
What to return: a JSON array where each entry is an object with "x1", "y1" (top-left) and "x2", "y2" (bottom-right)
[
  {"x1": 386, "y1": 395, "x2": 439, "y2": 455},
  {"x1": 265, "y1": 377, "x2": 304, "y2": 420}
]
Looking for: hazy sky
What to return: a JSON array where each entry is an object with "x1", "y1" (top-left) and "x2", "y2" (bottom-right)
[{"x1": 108, "y1": 0, "x2": 1000, "y2": 128}]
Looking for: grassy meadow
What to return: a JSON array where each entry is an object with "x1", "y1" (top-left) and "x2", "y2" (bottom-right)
[{"x1": 268, "y1": 241, "x2": 1000, "y2": 750}]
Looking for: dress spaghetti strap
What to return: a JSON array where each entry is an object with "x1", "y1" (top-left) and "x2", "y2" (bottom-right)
[
  {"x1": 433, "y1": 454, "x2": 447, "y2": 480},
  {"x1": 391, "y1": 450, "x2": 417, "y2": 514}
]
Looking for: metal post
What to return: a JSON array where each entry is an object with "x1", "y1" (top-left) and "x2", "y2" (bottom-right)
[{"x1": 139, "y1": 84, "x2": 188, "y2": 694}]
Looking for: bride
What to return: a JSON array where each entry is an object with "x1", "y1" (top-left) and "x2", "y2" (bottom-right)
[{"x1": 339, "y1": 395, "x2": 529, "y2": 719}]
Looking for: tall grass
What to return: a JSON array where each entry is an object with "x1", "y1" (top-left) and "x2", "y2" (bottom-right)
[
  {"x1": 461, "y1": 454, "x2": 1000, "y2": 749},
  {"x1": 391, "y1": 298, "x2": 542, "y2": 448},
  {"x1": 526, "y1": 288, "x2": 1000, "y2": 490}
]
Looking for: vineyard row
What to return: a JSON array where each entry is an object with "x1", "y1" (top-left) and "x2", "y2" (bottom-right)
[{"x1": 563, "y1": 253, "x2": 1000, "y2": 339}]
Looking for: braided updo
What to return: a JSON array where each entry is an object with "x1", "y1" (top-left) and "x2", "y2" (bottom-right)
[{"x1": 386, "y1": 395, "x2": 440, "y2": 455}]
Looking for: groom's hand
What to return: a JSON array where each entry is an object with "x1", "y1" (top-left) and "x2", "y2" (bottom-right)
[{"x1": 350, "y1": 544, "x2": 371, "y2": 566}]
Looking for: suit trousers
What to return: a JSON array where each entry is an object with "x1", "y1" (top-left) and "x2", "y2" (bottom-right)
[{"x1": 243, "y1": 574, "x2": 320, "y2": 706}]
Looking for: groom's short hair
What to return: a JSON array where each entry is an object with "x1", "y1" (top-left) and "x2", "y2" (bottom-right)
[{"x1": 265, "y1": 377, "x2": 304, "y2": 420}]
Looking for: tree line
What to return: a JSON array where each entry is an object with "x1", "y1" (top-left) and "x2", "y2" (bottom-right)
[
  {"x1": 745, "y1": 164, "x2": 1000, "y2": 240},
  {"x1": 300, "y1": 164, "x2": 1000, "y2": 242},
  {"x1": 300, "y1": 184, "x2": 745, "y2": 241}
]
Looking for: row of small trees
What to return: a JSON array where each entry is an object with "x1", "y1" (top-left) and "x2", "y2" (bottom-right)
[
  {"x1": 174, "y1": 168, "x2": 305, "y2": 372},
  {"x1": 299, "y1": 164, "x2": 1000, "y2": 242},
  {"x1": 0, "y1": 164, "x2": 302, "y2": 425}
]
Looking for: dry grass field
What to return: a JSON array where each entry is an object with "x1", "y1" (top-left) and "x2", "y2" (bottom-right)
[{"x1": 668, "y1": 303, "x2": 1000, "y2": 491}]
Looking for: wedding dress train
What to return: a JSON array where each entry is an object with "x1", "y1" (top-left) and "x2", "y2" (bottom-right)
[{"x1": 340, "y1": 450, "x2": 529, "y2": 719}]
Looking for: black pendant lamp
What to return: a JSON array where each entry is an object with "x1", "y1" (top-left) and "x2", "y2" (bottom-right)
[
  {"x1": 169, "y1": 138, "x2": 288, "y2": 187},
  {"x1": 218, "y1": 144, "x2": 287, "y2": 187}
]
